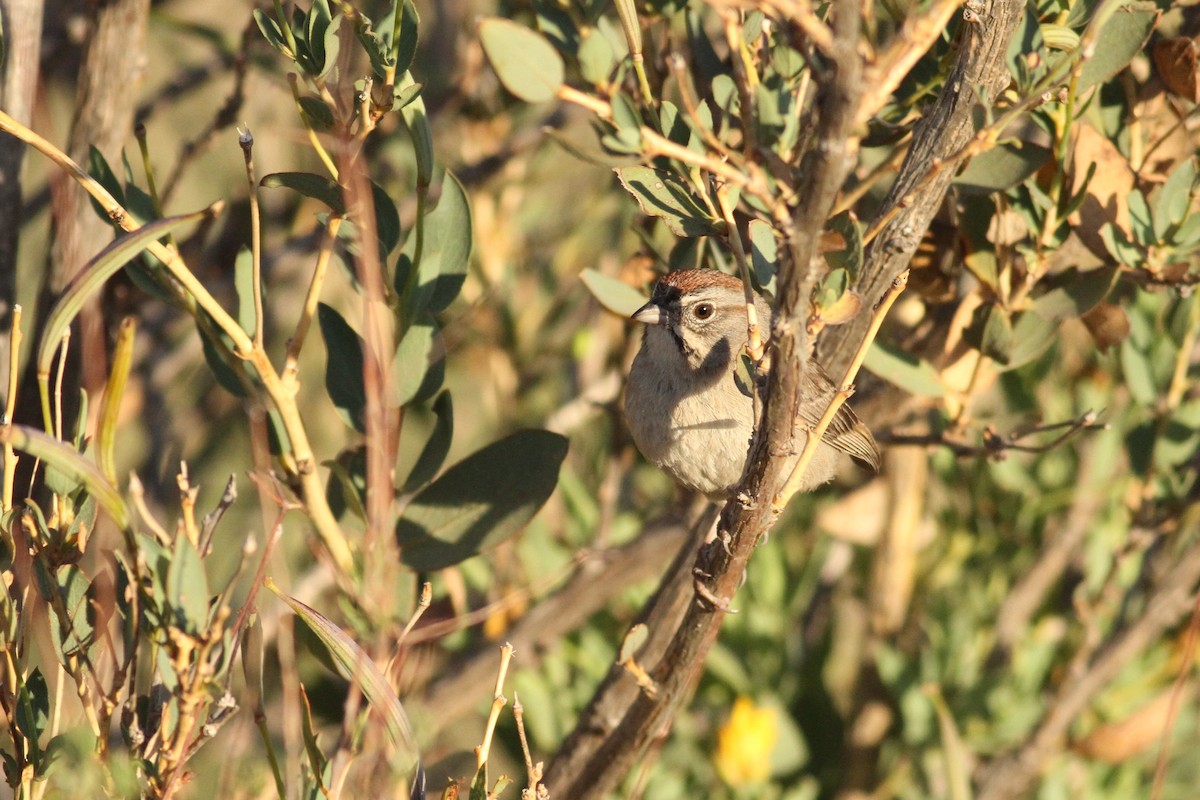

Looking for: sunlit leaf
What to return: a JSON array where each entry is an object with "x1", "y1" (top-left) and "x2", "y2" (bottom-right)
[
  {"x1": 955, "y1": 142, "x2": 1052, "y2": 195},
  {"x1": 863, "y1": 342, "x2": 944, "y2": 397},
  {"x1": 581, "y1": 268, "x2": 647, "y2": 317},
  {"x1": 260, "y1": 172, "x2": 345, "y2": 214},
  {"x1": 397, "y1": 171, "x2": 472, "y2": 315},
  {"x1": 479, "y1": 18, "x2": 564, "y2": 103},
  {"x1": 617, "y1": 166, "x2": 715, "y2": 237},
  {"x1": 1076, "y1": 7, "x2": 1159, "y2": 90}
]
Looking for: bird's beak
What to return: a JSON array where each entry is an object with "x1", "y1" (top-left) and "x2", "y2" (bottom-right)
[{"x1": 631, "y1": 300, "x2": 665, "y2": 326}]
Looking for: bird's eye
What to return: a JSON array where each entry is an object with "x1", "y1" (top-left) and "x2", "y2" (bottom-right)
[{"x1": 693, "y1": 302, "x2": 715, "y2": 321}]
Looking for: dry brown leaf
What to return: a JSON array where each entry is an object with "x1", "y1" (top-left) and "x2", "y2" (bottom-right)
[
  {"x1": 1081, "y1": 301, "x2": 1132, "y2": 351},
  {"x1": 821, "y1": 291, "x2": 864, "y2": 326},
  {"x1": 820, "y1": 229, "x2": 847, "y2": 253},
  {"x1": 1073, "y1": 684, "x2": 1195, "y2": 763},
  {"x1": 1153, "y1": 36, "x2": 1200, "y2": 103},
  {"x1": 1070, "y1": 122, "x2": 1135, "y2": 261}
]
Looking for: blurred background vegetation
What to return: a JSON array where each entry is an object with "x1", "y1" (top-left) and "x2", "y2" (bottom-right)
[{"x1": 1, "y1": 0, "x2": 1199, "y2": 798}]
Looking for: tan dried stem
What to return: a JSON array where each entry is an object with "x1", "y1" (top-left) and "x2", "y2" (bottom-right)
[
  {"x1": 475, "y1": 643, "x2": 515, "y2": 774},
  {"x1": 284, "y1": 216, "x2": 342, "y2": 387}
]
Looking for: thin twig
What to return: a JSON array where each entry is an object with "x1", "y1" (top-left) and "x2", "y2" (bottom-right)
[
  {"x1": 878, "y1": 410, "x2": 1108, "y2": 459},
  {"x1": 474, "y1": 643, "x2": 515, "y2": 777},
  {"x1": 513, "y1": 693, "x2": 544, "y2": 798},
  {"x1": 396, "y1": 582, "x2": 432, "y2": 648}
]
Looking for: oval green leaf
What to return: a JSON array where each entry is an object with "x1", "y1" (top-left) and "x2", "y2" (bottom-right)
[
  {"x1": 862, "y1": 342, "x2": 945, "y2": 398},
  {"x1": 616, "y1": 166, "x2": 715, "y2": 237},
  {"x1": 317, "y1": 303, "x2": 367, "y2": 432},
  {"x1": 581, "y1": 268, "x2": 647, "y2": 317},
  {"x1": 395, "y1": 429, "x2": 568, "y2": 570},
  {"x1": 401, "y1": 390, "x2": 454, "y2": 492},
  {"x1": 260, "y1": 172, "x2": 345, "y2": 214},
  {"x1": 479, "y1": 18, "x2": 564, "y2": 103}
]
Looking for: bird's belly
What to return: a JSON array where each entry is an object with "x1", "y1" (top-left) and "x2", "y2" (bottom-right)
[{"x1": 641, "y1": 391, "x2": 755, "y2": 498}]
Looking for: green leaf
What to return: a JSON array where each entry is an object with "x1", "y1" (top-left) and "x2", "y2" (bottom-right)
[
  {"x1": 616, "y1": 166, "x2": 715, "y2": 237},
  {"x1": 49, "y1": 566, "x2": 94, "y2": 661},
  {"x1": 578, "y1": 28, "x2": 616, "y2": 86},
  {"x1": 954, "y1": 142, "x2": 1052, "y2": 195},
  {"x1": 267, "y1": 579, "x2": 420, "y2": 768},
  {"x1": 402, "y1": 390, "x2": 454, "y2": 492},
  {"x1": 396, "y1": 430, "x2": 568, "y2": 570},
  {"x1": 580, "y1": 269, "x2": 647, "y2": 317},
  {"x1": 166, "y1": 533, "x2": 209, "y2": 634},
  {"x1": 863, "y1": 342, "x2": 944, "y2": 397},
  {"x1": 0, "y1": 426, "x2": 128, "y2": 528},
  {"x1": 325, "y1": 447, "x2": 367, "y2": 522},
  {"x1": 1076, "y1": 7, "x2": 1159, "y2": 91},
  {"x1": 974, "y1": 304, "x2": 1012, "y2": 364},
  {"x1": 356, "y1": 10, "x2": 392, "y2": 77},
  {"x1": 1153, "y1": 158, "x2": 1197, "y2": 240},
  {"x1": 318, "y1": 14, "x2": 342, "y2": 79},
  {"x1": 394, "y1": 0, "x2": 420, "y2": 75},
  {"x1": 234, "y1": 247, "x2": 259, "y2": 336},
  {"x1": 298, "y1": 96, "x2": 335, "y2": 131},
  {"x1": 86, "y1": 146, "x2": 126, "y2": 223},
  {"x1": 391, "y1": 315, "x2": 443, "y2": 407},
  {"x1": 253, "y1": 8, "x2": 291, "y2": 55},
  {"x1": 816, "y1": 268, "x2": 849, "y2": 310},
  {"x1": 1029, "y1": 266, "x2": 1116, "y2": 322},
  {"x1": 749, "y1": 220, "x2": 778, "y2": 294},
  {"x1": 15, "y1": 668, "x2": 49, "y2": 761},
  {"x1": 999, "y1": 311, "x2": 1058, "y2": 371},
  {"x1": 478, "y1": 18, "x2": 565, "y2": 103},
  {"x1": 200, "y1": 323, "x2": 249, "y2": 398},
  {"x1": 1120, "y1": 338, "x2": 1158, "y2": 406},
  {"x1": 399, "y1": 80, "x2": 434, "y2": 188},
  {"x1": 372, "y1": 182, "x2": 402, "y2": 257},
  {"x1": 299, "y1": 686, "x2": 329, "y2": 792},
  {"x1": 1100, "y1": 223, "x2": 1143, "y2": 266},
  {"x1": 260, "y1": 172, "x2": 345, "y2": 214},
  {"x1": 397, "y1": 172, "x2": 473, "y2": 315},
  {"x1": 38, "y1": 206, "x2": 218, "y2": 380},
  {"x1": 306, "y1": 0, "x2": 333, "y2": 74},
  {"x1": 318, "y1": 303, "x2": 367, "y2": 432}
]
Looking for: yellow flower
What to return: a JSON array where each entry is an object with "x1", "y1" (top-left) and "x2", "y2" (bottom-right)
[{"x1": 714, "y1": 696, "x2": 779, "y2": 785}]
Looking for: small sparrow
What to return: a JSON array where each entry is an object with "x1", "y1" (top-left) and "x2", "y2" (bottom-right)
[{"x1": 624, "y1": 269, "x2": 880, "y2": 499}]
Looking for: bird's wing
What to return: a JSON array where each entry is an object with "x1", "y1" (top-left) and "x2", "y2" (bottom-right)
[{"x1": 797, "y1": 361, "x2": 882, "y2": 471}]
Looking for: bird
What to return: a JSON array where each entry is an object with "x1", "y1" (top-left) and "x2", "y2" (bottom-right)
[{"x1": 623, "y1": 268, "x2": 880, "y2": 500}]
